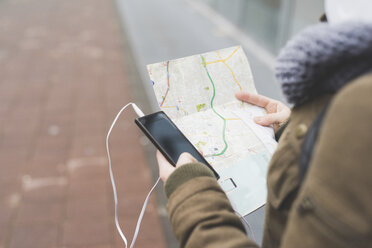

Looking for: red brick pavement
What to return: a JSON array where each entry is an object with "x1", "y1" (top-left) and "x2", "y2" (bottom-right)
[{"x1": 0, "y1": 0, "x2": 167, "y2": 247}]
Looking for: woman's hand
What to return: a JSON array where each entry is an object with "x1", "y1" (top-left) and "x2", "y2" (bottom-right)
[
  {"x1": 235, "y1": 92, "x2": 290, "y2": 132},
  {"x1": 156, "y1": 151, "x2": 197, "y2": 182}
]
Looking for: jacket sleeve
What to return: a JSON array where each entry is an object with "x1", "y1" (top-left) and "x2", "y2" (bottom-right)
[
  {"x1": 280, "y1": 76, "x2": 372, "y2": 247},
  {"x1": 165, "y1": 163, "x2": 259, "y2": 248}
]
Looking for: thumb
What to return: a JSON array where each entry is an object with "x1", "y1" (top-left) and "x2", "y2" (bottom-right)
[{"x1": 176, "y1": 153, "x2": 197, "y2": 168}]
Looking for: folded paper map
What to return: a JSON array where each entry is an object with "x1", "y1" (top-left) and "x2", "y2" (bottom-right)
[{"x1": 147, "y1": 46, "x2": 277, "y2": 215}]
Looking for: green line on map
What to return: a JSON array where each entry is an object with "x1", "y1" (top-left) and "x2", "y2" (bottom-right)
[{"x1": 201, "y1": 55, "x2": 228, "y2": 157}]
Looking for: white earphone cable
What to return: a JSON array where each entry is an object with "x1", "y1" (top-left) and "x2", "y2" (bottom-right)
[
  {"x1": 106, "y1": 102, "x2": 160, "y2": 248},
  {"x1": 130, "y1": 177, "x2": 160, "y2": 248}
]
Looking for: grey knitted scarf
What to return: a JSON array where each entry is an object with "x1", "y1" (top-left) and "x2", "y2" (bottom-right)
[{"x1": 276, "y1": 22, "x2": 372, "y2": 105}]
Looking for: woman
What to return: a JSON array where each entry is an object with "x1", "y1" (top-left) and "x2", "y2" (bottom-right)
[{"x1": 156, "y1": 0, "x2": 372, "y2": 247}]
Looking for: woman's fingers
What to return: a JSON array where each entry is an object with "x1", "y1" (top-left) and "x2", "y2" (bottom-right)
[
  {"x1": 236, "y1": 91, "x2": 291, "y2": 131},
  {"x1": 254, "y1": 112, "x2": 284, "y2": 126},
  {"x1": 235, "y1": 92, "x2": 271, "y2": 108},
  {"x1": 156, "y1": 151, "x2": 198, "y2": 182}
]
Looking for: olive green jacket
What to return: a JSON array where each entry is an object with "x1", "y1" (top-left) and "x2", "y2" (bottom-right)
[{"x1": 164, "y1": 74, "x2": 372, "y2": 247}]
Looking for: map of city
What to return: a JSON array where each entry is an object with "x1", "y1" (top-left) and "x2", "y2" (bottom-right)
[{"x1": 147, "y1": 46, "x2": 277, "y2": 215}]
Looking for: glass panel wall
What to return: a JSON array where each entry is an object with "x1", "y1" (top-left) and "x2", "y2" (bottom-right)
[
  {"x1": 290, "y1": 0, "x2": 325, "y2": 36},
  {"x1": 201, "y1": 0, "x2": 325, "y2": 54}
]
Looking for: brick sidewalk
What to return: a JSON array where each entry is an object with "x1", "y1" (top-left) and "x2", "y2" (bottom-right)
[{"x1": 0, "y1": 0, "x2": 167, "y2": 247}]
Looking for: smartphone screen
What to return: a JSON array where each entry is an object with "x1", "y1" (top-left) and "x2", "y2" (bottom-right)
[{"x1": 135, "y1": 111, "x2": 219, "y2": 179}]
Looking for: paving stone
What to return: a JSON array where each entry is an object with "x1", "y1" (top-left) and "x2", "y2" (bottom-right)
[
  {"x1": 16, "y1": 201, "x2": 63, "y2": 225},
  {"x1": 66, "y1": 196, "x2": 109, "y2": 221},
  {"x1": 68, "y1": 179, "x2": 107, "y2": 201},
  {"x1": 9, "y1": 222, "x2": 59, "y2": 248},
  {"x1": 0, "y1": 200, "x2": 14, "y2": 247},
  {"x1": 22, "y1": 185, "x2": 66, "y2": 204},
  {"x1": 62, "y1": 217, "x2": 111, "y2": 247},
  {"x1": 0, "y1": 0, "x2": 167, "y2": 247}
]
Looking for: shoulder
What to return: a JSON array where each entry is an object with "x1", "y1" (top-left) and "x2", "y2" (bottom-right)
[
  {"x1": 320, "y1": 72, "x2": 372, "y2": 146},
  {"x1": 284, "y1": 74, "x2": 372, "y2": 244},
  {"x1": 310, "y1": 73, "x2": 372, "y2": 183},
  {"x1": 330, "y1": 73, "x2": 372, "y2": 111}
]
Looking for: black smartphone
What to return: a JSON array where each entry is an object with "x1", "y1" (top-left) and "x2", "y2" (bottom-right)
[{"x1": 135, "y1": 111, "x2": 219, "y2": 179}]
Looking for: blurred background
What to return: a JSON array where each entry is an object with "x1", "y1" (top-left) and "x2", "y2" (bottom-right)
[{"x1": 0, "y1": 0, "x2": 323, "y2": 247}]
